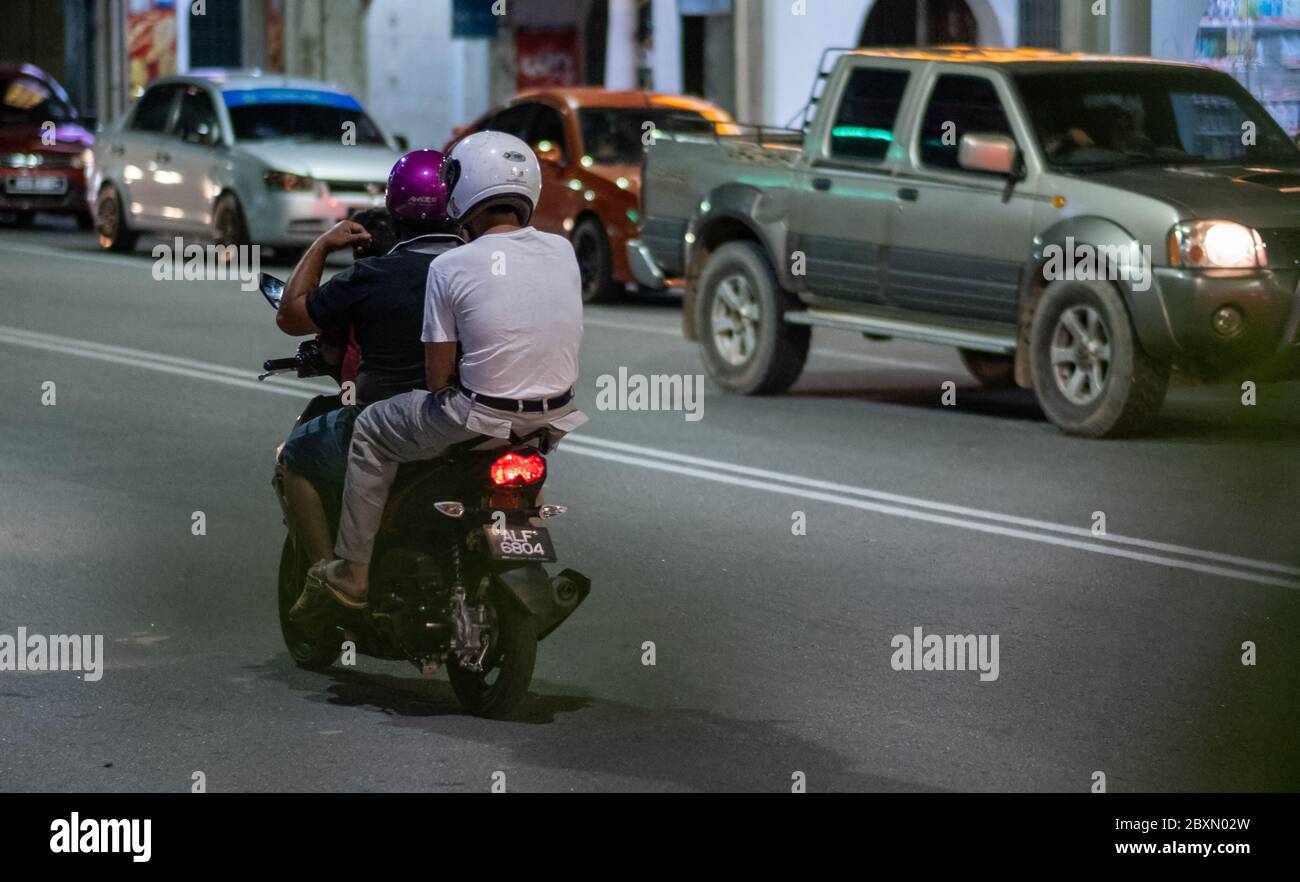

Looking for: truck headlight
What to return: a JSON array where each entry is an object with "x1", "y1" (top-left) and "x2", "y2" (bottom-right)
[
  {"x1": 1169, "y1": 221, "x2": 1266, "y2": 269},
  {"x1": 264, "y1": 170, "x2": 316, "y2": 192}
]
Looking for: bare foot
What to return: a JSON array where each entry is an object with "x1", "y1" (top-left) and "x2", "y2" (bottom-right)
[{"x1": 324, "y1": 559, "x2": 368, "y2": 601}]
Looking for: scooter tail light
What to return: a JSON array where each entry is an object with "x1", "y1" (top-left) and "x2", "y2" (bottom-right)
[{"x1": 488, "y1": 452, "x2": 546, "y2": 487}]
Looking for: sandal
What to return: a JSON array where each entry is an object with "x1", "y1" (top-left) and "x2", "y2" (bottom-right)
[{"x1": 290, "y1": 561, "x2": 368, "y2": 626}]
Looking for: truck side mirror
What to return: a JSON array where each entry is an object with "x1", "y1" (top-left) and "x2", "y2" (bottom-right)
[
  {"x1": 534, "y1": 140, "x2": 563, "y2": 166},
  {"x1": 958, "y1": 133, "x2": 1019, "y2": 177}
]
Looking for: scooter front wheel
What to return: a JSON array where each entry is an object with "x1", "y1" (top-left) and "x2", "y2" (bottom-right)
[{"x1": 277, "y1": 535, "x2": 341, "y2": 671}]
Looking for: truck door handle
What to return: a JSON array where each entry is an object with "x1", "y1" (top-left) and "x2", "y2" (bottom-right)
[
  {"x1": 812, "y1": 177, "x2": 832, "y2": 191},
  {"x1": 897, "y1": 187, "x2": 919, "y2": 202}
]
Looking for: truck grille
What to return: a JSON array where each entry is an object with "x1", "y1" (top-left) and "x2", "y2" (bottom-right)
[{"x1": 1258, "y1": 227, "x2": 1300, "y2": 268}]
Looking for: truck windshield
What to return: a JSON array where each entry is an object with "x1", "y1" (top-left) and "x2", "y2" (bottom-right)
[
  {"x1": 1013, "y1": 68, "x2": 1299, "y2": 170},
  {"x1": 578, "y1": 107, "x2": 715, "y2": 164}
]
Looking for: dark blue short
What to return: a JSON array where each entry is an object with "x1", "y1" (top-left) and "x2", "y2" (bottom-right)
[{"x1": 281, "y1": 405, "x2": 361, "y2": 485}]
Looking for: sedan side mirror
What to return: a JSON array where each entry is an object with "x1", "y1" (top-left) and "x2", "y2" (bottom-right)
[
  {"x1": 393, "y1": 134, "x2": 409, "y2": 151},
  {"x1": 958, "y1": 132, "x2": 1020, "y2": 177}
]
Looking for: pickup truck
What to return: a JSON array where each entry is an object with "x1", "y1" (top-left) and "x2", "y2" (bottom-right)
[{"x1": 631, "y1": 48, "x2": 1300, "y2": 437}]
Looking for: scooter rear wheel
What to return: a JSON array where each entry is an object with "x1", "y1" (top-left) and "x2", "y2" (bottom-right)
[
  {"x1": 277, "y1": 535, "x2": 341, "y2": 671},
  {"x1": 447, "y1": 596, "x2": 537, "y2": 720}
]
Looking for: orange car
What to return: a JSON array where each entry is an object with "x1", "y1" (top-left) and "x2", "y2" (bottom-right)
[{"x1": 448, "y1": 88, "x2": 733, "y2": 302}]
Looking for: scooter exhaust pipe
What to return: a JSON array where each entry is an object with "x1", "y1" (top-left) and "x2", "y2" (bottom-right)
[{"x1": 552, "y1": 568, "x2": 591, "y2": 608}]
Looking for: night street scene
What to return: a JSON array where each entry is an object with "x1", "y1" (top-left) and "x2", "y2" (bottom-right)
[{"x1": 0, "y1": 0, "x2": 1297, "y2": 862}]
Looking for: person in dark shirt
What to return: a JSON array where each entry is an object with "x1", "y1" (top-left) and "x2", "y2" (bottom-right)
[
  {"x1": 320, "y1": 206, "x2": 397, "y2": 388},
  {"x1": 274, "y1": 150, "x2": 459, "y2": 565}
]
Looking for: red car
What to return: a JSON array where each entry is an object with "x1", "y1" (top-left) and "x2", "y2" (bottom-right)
[
  {"x1": 449, "y1": 88, "x2": 733, "y2": 302},
  {"x1": 0, "y1": 63, "x2": 95, "y2": 228}
]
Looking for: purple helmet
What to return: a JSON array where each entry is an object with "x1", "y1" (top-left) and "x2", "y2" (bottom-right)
[{"x1": 386, "y1": 149, "x2": 450, "y2": 225}]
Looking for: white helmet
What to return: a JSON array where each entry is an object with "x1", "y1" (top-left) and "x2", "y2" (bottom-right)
[{"x1": 442, "y1": 130, "x2": 541, "y2": 224}]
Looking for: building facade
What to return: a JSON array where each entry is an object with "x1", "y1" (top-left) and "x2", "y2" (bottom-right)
[{"x1": 14, "y1": 2, "x2": 1297, "y2": 153}]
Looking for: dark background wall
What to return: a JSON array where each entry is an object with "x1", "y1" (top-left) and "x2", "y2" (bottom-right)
[
  {"x1": 0, "y1": 0, "x2": 68, "y2": 79},
  {"x1": 0, "y1": 0, "x2": 99, "y2": 114},
  {"x1": 190, "y1": 0, "x2": 243, "y2": 68}
]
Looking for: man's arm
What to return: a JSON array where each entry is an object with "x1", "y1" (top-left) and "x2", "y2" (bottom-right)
[
  {"x1": 276, "y1": 220, "x2": 371, "y2": 336},
  {"x1": 425, "y1": 342, "x2": 458, "y2": 393}
]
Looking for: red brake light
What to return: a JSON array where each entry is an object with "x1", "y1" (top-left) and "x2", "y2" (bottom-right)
[{"x1": 489, "y1": 452, "x2": 546, "y2": 487}]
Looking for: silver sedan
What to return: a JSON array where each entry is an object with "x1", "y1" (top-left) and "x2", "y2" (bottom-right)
[{"x1": 90, "y1": 71, "x2": 402, "y2": 256}]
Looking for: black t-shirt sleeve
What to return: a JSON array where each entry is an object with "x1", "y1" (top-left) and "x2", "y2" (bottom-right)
[{"x1": 306, "y1": 262, "x2": 371, "y2": 332}]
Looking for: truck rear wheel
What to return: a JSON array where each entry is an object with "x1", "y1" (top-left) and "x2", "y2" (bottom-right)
[
  {"x1": 447, "y1": 596, "x2": 537, "y2": 720},
  {"x1": 697, "y1": 241, "x2": 809, "y2": 395},
  {"x1": 1029, "y1": 279, "x2": 1169, "y2": 438}
]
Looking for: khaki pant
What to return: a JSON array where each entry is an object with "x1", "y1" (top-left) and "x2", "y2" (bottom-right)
[{"x1": 335, "y1": 387, "x2": 586, "y2": 563}]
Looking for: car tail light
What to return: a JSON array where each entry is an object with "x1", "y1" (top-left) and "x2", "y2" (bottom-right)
[{"x1": 489, "y1": 452, "x2": 546, "y2": 487}]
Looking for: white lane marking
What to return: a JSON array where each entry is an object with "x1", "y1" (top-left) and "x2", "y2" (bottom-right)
[
  {"x1": 558, "y1": 440, "x2": 1300, "y2": 591},
  {"x1": 0, "y1": 324, "x2": 307, "y2": 390},
  {"x1": 0, "y1": 328, "x2": 306, "y2": 398},
  {"x1": 0, "y1": 241, "x2": 153, "y2": 270},
  {"x1": 0, "y1": 242, "x2": 951, "y2": 373},
  {"x1": 0, "y1": 325, "x2": 336, "y2": 396},
  {"x1": 0, "y1": 241, "x2": 332, "y2": 277},
  {"x1": 2, "y1": 323, "x2": 1294, "y2": 590},
  {"x1": 561, "y1": 435, "x2": 1300, "y2": 578},
  {"x1": 585, "y1": 316, "x2": 951, "y2": 372}
]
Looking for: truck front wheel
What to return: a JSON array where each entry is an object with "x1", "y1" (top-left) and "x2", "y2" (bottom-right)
[
  {"x1": 697, "y1": 241, "x2": 809, "y2": 395},
  {"x1": 1029, "y1": 279, "x2": 1169, "y2": 437}
]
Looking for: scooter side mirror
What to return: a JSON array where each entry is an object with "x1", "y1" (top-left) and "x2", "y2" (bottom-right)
[{"x1": 259, "y1": 273, "x2": 286, "y2": 308}]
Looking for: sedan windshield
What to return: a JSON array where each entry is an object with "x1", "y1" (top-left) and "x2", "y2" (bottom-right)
[
  {"x1": 1014, "y1": 68, "x2": 1300, "y2": 170},
  {"x1": 225, "y1": 94, "x2": 386, "y2": 145},
  {"x1": 0, "y1": 76, "x2": 74, "y2": 125},
  {"x1": 577, "y1": 107, "x2": 716, "y2": 164}
]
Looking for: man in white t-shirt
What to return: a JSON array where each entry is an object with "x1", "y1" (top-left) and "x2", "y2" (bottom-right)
[{"x1": 291, "y1": 132, "x2": 586, "y2": 611}]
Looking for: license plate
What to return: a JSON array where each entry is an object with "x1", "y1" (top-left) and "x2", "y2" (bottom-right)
[
  {"x1": 6, "y1": 176, "x2": 67, "y2": 195},
  {"x1": 483, "y1": 526, "x2": 556, "y2": 562}
]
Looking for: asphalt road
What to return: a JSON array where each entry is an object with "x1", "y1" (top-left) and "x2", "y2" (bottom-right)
[{"x1": 1, "y1": 216, "x2": 1298, "y2": 792}]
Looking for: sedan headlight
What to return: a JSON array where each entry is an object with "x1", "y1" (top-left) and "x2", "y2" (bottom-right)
[
  {"x1": 1169, "y1": 221, "x2": 1266, "y2": 269},
  {"x1": 264, "y1": 170, "x2": 316, "y2": 192}
]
